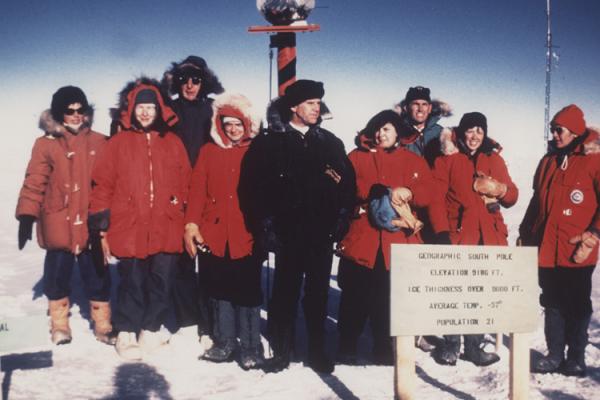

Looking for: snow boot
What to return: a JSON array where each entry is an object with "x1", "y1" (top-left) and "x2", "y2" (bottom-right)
[
  {"x1": 434, "y1": 335, "x2": 461, "y2": 366},
  {"x1": 463, "y1": 334, "x2": 500, "y2": 367},
  {"x1": 48, "y1": 297, "x2": 72, "y2": 345},
  {"x1": 415, "y1": 335, "x2": 436, "y2": 352},
  {"x1": 138, "y1": 329, "x2": 169, "y2": 355},
  {"x1": 202, "y1": 300, "x2": 237, "y2": 363},
  {"x1": 116, "y1": 331, "x2": 142, "y2": 360},
  {"x1": 534, "y1": 308, "x2": 566, "y2": 373},
  {"x1": 307, "y1": 348, "x2": 335, "y2": 374},
  {"x1": 563, "y1": 314, "x2": 590, "y2": 377},
  {"x1": 90, "y1": 301, "x2": 117, "y2": 345},
  {"x1": 263, "y1": 321, "x2": 293, "y2": 373},
  {"x1": 238, "y1": 306, "x2": 264, "y2": 370}
]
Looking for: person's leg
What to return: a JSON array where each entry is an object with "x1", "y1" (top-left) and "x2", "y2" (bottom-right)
[
  {"x1": 77, "y1": 250, "x2": 114, "y2": 344},
  {"x1": 336, "y1": 257, "x2": 370, "y2": 364},
  {"x1": 43, "y1": 250, "x2": 75, "y2": 345},
  {"x1": 171, "y1": 253, "x2": 200, "y2": 329},
  {"x1": 203, "y1": 299, "x2": 237, "y2": 362},
  {"x1": 302, "y1": 246, "x2": 335, "y2": 373},
  {"x1": 534, "y1": 267, "x2": 566, "y2": 373},
  {"x1": 263, "y1": 246, "x2": 304, "y2": 373},
  {"x1": 238, "y1": 305, "x2": 264, "y2": 369},
  {"x1": 563, "y1": 265, "x2": 595, "y2": 377},
  {"x1": 370, "y1": 250, "x2": 393, "y2": 365},
  {"x1": 434, "y1": 335, "x2": 461, "y2": 366}
]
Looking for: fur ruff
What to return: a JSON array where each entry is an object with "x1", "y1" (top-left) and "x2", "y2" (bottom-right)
[
  {"x1": 39, "y1": 107, "x2": 94, "y2": 137},
  {"x1": 210, "y1": 93, "x2": 261, "y2": 149},
  {"x1": 583, "y1": 128, "x2": 600, "y2": 155}
]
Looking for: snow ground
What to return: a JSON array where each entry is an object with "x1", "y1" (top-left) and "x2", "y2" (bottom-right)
[{"x1": 1, "y1": 176, "x2": 599, "y2": 400}]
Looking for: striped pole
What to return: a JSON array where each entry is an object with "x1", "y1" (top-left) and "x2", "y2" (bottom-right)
[{"x1": 270, "y1": 33, "x2": 297, "y2": 96}]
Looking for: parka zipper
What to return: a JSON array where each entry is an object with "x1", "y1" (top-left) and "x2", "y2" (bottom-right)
[{"x1": 146, "y1": 132, "x2": 155, "y2": 208}]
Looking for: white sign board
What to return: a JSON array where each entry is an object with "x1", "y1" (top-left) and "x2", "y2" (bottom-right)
[
  {"x1": 0, "y1": 314, "x2": 49, "y2": 354},
  {"x1": 391, "y1": 244, "x2": 539, "y2": 336}
]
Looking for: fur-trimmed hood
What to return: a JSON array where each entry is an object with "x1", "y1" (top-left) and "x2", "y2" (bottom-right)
[
  {"x1": 161, "y1": 55, "x2": 224, "y2": 99},
  {"x1": 114, "y1": 77, "x2": 178, "y2": 134},
  {"x1": 439, "y1": 127, "x2": 502, "y2": 157},
  {"x1": 583, "y1": 127, "x2": 600, "y2": 155},
  {"x1": 39, "y1": 107, "x2": 94, "y2": 137},
  {"x1": 210, "y1": 93, "x2": 261, "y2": 148}
]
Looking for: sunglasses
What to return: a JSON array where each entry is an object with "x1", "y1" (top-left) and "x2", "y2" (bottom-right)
[
  {"x1": 64, "y1": 107, "x2": 86, "y2": 116},
  {"x1": 550, "y1": 126, "x2": 565, "y2": 134},
  {"x1": 176, "y1": 75, "x2": 202, "y2": 85}
]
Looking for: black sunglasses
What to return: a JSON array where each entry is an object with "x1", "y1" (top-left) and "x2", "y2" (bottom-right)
[
  {"x1": 176, "y1": 75, "x2": 202, "y2": 85},
  {"x1": 64, "y1": 107, "x2": 86, "y2": 116},
  {"x1": 550, "y1": 125, "x2": 565, "y2": 134}
]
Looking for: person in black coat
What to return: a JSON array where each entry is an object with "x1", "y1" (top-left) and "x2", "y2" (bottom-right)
[
  {"x1": 239, "y1": 80, "x2": 356, "y2": 374},
  {"x1": 161, "y1": 55, "x2": 224, "y2": 350}
]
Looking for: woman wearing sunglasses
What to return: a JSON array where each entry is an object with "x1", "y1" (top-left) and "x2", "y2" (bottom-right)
[
  {"x1": 520, "y1": 105, "x2": 600, "y2": 377},
  {"x1": 15, "y1": 86, "x2": 114, "y2": 346}
]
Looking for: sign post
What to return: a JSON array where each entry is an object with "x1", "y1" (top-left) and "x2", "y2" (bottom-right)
[{"x1": 391, "y1": 244, "x2": 539, "y2": 400}]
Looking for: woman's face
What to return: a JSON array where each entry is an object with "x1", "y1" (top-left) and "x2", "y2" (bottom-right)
[
  {"x1": 134, "y1": 103, "x2": 157, "y2": 128},
  {"x1": 551, "y1": 124, "x2": 578, "y2": 148},
  {"x1": 464, "y1": 127, "x2": 484, "y2": 153},
  {"x1": 375, "y1": 123, "x2": 398, "y2": 149},
  {"x1": 223, "y1": 118, "x2": 245, "y2": 144},
  {"x1": 63, "y1": 102, "x2": 84, "y2": 126}
]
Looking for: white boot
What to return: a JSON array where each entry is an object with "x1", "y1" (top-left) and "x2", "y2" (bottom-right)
[
  {"x1": 115, "y1": 331, "x2": 142, "y2": 361},
  {"x1": 139, "y1": 329, "x2": 169, "y2": 355},
  {"x1": 199, "y1": 334, "x2": 214, "y2": 357}
]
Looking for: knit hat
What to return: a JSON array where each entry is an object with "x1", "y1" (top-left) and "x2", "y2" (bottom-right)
[
  {"x1": 283, "y1": 79, "x2": 324, "y2": 108},
  {"x1": 404, "y1": 86, "x2": 431, "y2": 104},
  {"x1": 552, "y1": 104, "x2": 586, "y2": 135},
  {"x1": 50, "y1": 86, "x2": 89, "y2": 122},
  {"x1": 134, "y1": 89, "x2": 158, "y2": 106},
  {"x1": 458, "y1": 112, "x2": 487, "y2": 136},
  {"x1": 361, "y1": 110, "x2": 407, "y2": 141}
]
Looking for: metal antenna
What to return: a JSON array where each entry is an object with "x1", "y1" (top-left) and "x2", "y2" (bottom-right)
[{"x1": 544, "y1": 0, "x2": 553, "y2": 148}]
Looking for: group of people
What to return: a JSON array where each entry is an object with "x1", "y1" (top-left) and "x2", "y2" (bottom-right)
[{"x1": 16, "y1": 54, "x2": 598, "y2": 378}]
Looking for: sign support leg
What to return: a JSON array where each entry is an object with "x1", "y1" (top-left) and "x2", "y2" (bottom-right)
[{"x1": 394, "y1": 336, "x2": 416, "y2": 400}]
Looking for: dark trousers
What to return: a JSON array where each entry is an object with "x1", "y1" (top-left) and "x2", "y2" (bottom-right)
[
  {"x1": 270, "y1": 243, "x2": 333, "y2": 351},
  {"x1": 113, "y1": 253, "x2": 177, "y2": 333},
  {"x1": 539, "y1": 265, "x2": 595, "y2": 317},
  {"x1": 43, "y1": 249, "x2": 111, "y2": 301},
  {"x1": 171, "y1": 253, "x2": 212, "y2": 335},
  {"x1": 337, "y1": 250, "x2": 390, "y2": 350}
]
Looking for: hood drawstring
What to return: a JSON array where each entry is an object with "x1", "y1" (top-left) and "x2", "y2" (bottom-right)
[{"x1": 560, "y1": 154, "x2": 569, "y2": 171}]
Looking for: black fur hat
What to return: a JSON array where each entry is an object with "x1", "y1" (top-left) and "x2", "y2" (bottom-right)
[
  {"x1": 283, "y1": 79, "x2": 324, "y2": 108},
  {"x1": 162, "y1": 55, "x2": 224, "y2": 99},
  {"x1": 50, "y1": 86, "x2": 89, "y2": 122}
]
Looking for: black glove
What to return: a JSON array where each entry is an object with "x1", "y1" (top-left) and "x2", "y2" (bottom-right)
[
  {"x1": 89, "y1": 230, "x2": 106, "y2": 277},
  {"x1": 18, "y1": 215, "x2": 35, "y2": 250},
  {"x1": 257, "y1": 217, "x2": 281, "y2": 253},
  {"x1": 331, "y1": 208, "x2": 351, "y2": 243},
  {"x1": 368, "y1": 183, "x2": 389, "y2": 201},
  {"x1": 435, "y1": 231, "x2": 452, "y2": 245}
]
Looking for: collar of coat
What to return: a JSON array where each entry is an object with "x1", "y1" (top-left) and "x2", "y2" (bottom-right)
[
  {"x1": 39, "y1": 109, "x2": 92, "y2": 138},
  {"x1": 439, "y1": 127, "x2": 502, "y2": 157}
]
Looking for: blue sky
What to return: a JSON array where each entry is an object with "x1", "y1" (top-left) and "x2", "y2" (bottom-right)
[{"x1": 1, "y1": 0, "x2": 599, "y2": 203}]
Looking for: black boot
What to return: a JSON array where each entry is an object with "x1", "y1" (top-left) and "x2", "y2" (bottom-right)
[
  {"x1": 202, "y1": 300, "x2": 237, "y2": 363},
  {"x1": 263, "y1": 321, "x2": 293, "y2": 373},
  {"x1": 434, "y1": 335, "x2": 461, "y2": 366},
  {"x1": 463, "y1": 334, "x2": 500, "y2": 367},
  {"x1": 238, "y1": 306, "x2": 264, "y2": 370},
  {"x1": 534, "y1": 308, "x2": 566, "y2": 374},
  {"x1": 372, "y1": 337, "x2": 394, "y2": 366},
  {"x1": 563, "y1": 314, "x2": 590, "y2": 377}
]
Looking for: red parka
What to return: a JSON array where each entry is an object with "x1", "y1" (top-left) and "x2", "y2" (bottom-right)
[
  {"x1": 16, "y1": 110, "x2": 106, "y2": 254},
  {"x1": 185, "y1": 93, "x2": 260, "y2": 259},
  {"x1": 339, "y1": 137, "x2": 440, "y2": 269},
  {"x1": 89, "y1": 83, "x2": 191, "y2": 259},
  {"x1": 433, "y1": 133, "x2": 518, "y2": 245},
  {"x1": 519, "y1": 129, "x2": 600, "y2": 268}
]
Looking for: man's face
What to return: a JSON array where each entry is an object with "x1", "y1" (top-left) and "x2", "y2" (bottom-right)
[
  {"x1": 180, "y1": 76, "x2": 201, "y2": 101},
  {"x1": 223, "y1": 118, "x2": 245, "y2": 144},
  {"x1": 63, "y1": 102, "x2": 84, "y2": 126},
  {"x1": 134, "y1": 103, "x2": 157, "y2": 128},
  {"x1": 291, "y1": 98, "x2": 321, "y2": 126},
  {"x1": 407, "y1": 100, "x2": 432, "y2": 125},
  {"x1": 551, "y1": 124, "x2": 578, "y2": 148}
]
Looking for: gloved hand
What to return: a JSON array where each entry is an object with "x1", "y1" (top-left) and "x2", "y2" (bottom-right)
[
  {"x1": 435, "y1": 231, "x2": 452, "y2": 245},
  {"x1": 18, "y1": 215, "x2": 35, "y2": 250},
  {"x1": 569, "y1": 231, "x2": 599, "y2": 264},
  {"x1": 391, "y1": 186, "x2": 413, "y2": 205},
  {"x1": 473, "y1": 171, "x2": 507, "y2": 199},
  {"x1": 390, "y1": 200, "x2": 423, "y2": 234},
  {"x1": 331, "y1": 209, "x2": 351, "y2": 243}
]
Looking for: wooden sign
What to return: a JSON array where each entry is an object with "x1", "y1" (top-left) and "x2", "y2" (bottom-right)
[
  {"x1": 0, "y1": 314, "x2": 49, "y2": 354},
  {"x1": 390, "y1": 244, "x2": 539, "y2": 336}
]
